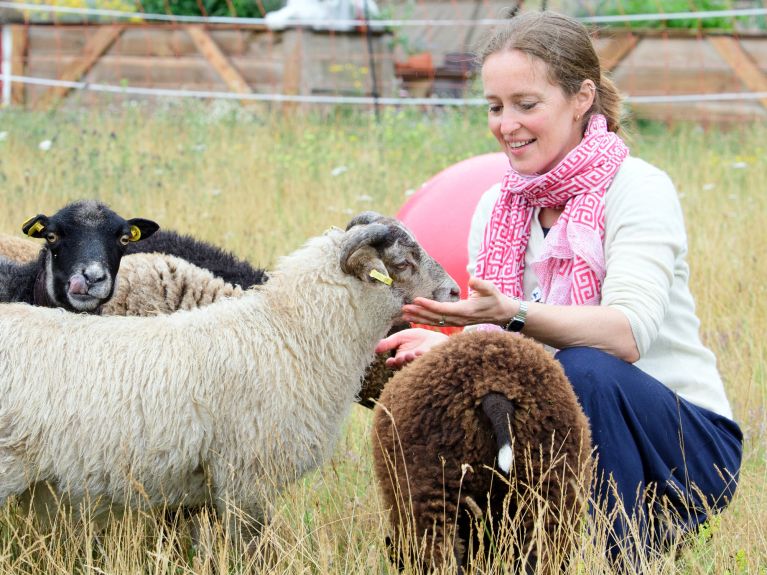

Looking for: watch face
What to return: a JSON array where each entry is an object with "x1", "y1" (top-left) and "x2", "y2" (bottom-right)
[{"x1": 505, "y1": 319, "x2": 525, "y2": 332}]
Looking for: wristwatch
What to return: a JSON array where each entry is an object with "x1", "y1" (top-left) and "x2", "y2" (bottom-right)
[{"x1": 504, "y1": 300, "x2": 528, "y2": 332}]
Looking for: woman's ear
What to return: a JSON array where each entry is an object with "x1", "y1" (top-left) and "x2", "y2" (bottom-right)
[{"x1": 576, "y1": 79, "x2": 596, "y2": 115}]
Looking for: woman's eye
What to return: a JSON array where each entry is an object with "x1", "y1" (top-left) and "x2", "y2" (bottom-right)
[
  {"x1": 488, "y1": 104, "x2": 502, "y2": 114},
  {"x1": 519, "y1": 101, "x2": 537, "y2": 111},
  {"x1": 45, "y1": 232, "x2": 58, "y2": 244}
]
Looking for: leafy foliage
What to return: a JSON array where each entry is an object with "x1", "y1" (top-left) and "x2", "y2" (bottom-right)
[
  {"x1": 135, "y1": 0, "x2": 283, "y2": 17},
  {"x1": 578, "y1": 0, "x2": 737, "y2": 30}
]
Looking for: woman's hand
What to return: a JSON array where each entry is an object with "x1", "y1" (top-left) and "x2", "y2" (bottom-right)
[
  {"x1": 375, "y1": 328, "x2": 449, "y2": 368},
  {"x1": 402, "y1": 276, "x2": 517, "y2": 327}
]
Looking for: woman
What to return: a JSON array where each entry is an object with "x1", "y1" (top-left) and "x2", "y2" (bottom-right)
[{"x1": 377, "y1": 10, "x2": 742, "y2": 563}]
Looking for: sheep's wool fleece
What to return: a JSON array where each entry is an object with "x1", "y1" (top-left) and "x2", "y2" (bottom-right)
[
  {"x1": 373, "y1": 331, "x2": 592, "y2": 569},
  {"x1": 103, "y1": 252, "x2": 244, "y2": 316},
  {"x1": 0, "y1": 234, "x2": 40, "y2": 263},
  {"x1": 0, "y1": 229, "x2": 395, "y2": 518},
  {"x1": 0, "y1": 239, "x2": 387, "y2": 406}
]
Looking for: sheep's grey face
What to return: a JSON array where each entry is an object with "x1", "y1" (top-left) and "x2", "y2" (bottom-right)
[
  {"x1": 378, "y1": 225, "x2": 461, "y2": 306},
  {"x1": 342, "y1": 212, "x2": 460, "y2": 315}
]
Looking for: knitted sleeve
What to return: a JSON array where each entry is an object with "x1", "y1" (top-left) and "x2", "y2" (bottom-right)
[
  {"x1": 466, "y1": 183, "x2": 502, "y2": 278},
  {"x1": 601, "y1": 158, "x2": 687, "y2": 357}
]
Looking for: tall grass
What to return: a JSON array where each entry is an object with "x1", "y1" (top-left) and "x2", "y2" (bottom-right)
[{"x1": 0, "y1": 103, "x2": 765, "y2": 573}]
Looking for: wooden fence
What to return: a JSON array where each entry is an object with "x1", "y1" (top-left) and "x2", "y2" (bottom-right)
[
  {"x1": 3, "y1": 23, "x2": 767, "y2": 122},
  {"x1": 1, "y1": 23, "x2": 395, "y2": 109}
]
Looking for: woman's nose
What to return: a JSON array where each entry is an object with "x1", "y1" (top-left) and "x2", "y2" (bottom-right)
[{"x1": 500, "y1": 112, "x2": 521, "y2": 135}]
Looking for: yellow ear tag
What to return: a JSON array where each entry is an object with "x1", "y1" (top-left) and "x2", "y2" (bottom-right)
[
  {"x1": 129, "y1": 225, "x2": 142, "y2": 242},
  {"x1": 369, "y1": 269, "x2": 393, "y2": 286},
  {"x1": 25, "y1": 220, "x2": 45, "y2": 237}
]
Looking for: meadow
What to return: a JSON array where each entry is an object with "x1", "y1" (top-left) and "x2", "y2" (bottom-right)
[{"x1": 0, "y1": 102, "x2": 765, "y2": 574}]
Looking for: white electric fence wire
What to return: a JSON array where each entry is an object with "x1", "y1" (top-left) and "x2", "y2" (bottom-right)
[
  {"x1": 4, "y1": 2, "x2": 767, "y2": 109},
  {"x1": 9, "y1": 74, "x2": 767, "y2": 107},
  {"x1": 1, "y1": 1, "x2": 767, "y2": 27},
  {"x1": 1, "y1": 27, "x2": 11, "y2": 106}
]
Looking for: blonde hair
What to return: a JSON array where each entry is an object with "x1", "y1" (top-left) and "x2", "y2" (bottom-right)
[{"x1": 476, "y1": 11, "x2": 623, "y2": 133}]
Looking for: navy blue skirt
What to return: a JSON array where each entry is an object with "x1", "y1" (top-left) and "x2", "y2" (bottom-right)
[{"x1": 555, "y1": 347, "x2": 743, "y2": 561}]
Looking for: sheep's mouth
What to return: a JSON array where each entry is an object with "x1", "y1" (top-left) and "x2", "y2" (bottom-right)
[{"x1": 67, "y1": 293, "x2": 106, "y2": 311}]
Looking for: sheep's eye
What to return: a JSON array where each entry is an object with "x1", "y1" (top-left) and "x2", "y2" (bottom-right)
[
  {"x1": 392, "y1": 261, "x2": 410, "y2": 272},
  {"x1": 119, "y1": 234, "x2": 130, "y2": 246},
  {"x1": 45, "y1": 232, "x2": 58, "y2": 244}
]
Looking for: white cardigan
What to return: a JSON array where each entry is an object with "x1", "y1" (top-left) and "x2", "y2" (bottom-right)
[{"x1": 467, "y1": 156, "x2": 733, "y2": 419}]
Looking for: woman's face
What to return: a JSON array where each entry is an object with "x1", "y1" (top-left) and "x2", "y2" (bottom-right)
[{"x1": 482, "y1": 50, "x2": 594, "y2": 176}]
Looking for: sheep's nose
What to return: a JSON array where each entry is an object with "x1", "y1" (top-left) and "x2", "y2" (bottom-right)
[
  {"x1": 82, "y1": 265, "x2": 107, "y2": 286},
  {"x1": 449, "y1": 286, "x2": 461, "y2": 300}
]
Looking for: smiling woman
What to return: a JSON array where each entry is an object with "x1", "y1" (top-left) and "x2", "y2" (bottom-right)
[
  {"x1": 375, "y1": 10, "x2": 743, "y2": 571},
  {"x1": 482, "y1": 50, "x2": 594, "y2": 177}
]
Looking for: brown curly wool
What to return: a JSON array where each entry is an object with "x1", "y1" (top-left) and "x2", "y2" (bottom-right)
[
  {"x1": 357, "y1": 324, "x2": 409, "y2": 409},
  {"x1": 372, "y1": 330, "x2": 592, "y2": 573}
]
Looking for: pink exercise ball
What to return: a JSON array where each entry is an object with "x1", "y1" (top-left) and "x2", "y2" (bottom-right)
[{"x1": 397, "y1": 152, "x2": 509, "y2": 300}]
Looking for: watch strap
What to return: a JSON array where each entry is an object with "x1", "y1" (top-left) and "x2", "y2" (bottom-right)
[{"x1": 504, "y1": 299, "x2": 528, "y2": 332}]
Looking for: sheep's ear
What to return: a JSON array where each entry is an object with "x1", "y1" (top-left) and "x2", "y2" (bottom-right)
[
  {"x1": 343, "y1": 245, "x2": 391, "y2": 285},
  {"x1": 21, "y1": 214, "x2": 49, "y2": 238},
  {"x1": 340, "y1": 222, "x2": 393, "y2": 283},
  {"x1": 126, "y1": 218, "x2": 160, "y2": 242}
]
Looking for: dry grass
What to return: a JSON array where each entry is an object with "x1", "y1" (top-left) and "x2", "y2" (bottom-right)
[{"x1": 0, "y1": 104, "x2": 765, "y2": 573}]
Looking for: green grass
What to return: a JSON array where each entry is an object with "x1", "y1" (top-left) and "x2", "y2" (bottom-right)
[{"x1": 0, "y1": 103, "x2": 765, "y2": 573}]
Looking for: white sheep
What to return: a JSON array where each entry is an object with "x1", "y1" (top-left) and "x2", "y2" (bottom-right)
[
  {"x1": 0, "y1": 233, "x2": 39, "y2": 262},
  {"x1": 0, "y1": 234, "x2": 388, "y2": 406},
  {"x1": 101, "y1": 252, "x2": 245, "y2": 316},
  {"x1": 0, "y1": 213, "x2": 460, "y2": 548}
]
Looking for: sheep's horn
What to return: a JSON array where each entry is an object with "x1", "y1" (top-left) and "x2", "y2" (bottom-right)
[{"x1": 345, "y1": 211, "x2": 385, "y2": 231}]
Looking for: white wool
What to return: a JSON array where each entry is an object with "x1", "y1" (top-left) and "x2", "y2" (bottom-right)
[
  {"x1": 497, "y1": 444, "x2": 513, "y2": 474},
  {"x1": 103, "y1": 252, "x2": 244, "y2": 316},
  {"x1": 0, "y1": 233, "x2": 40, "y2": 263},
  {"x1": 0, "y1": 229, "x2": 403, "y2": 526}
]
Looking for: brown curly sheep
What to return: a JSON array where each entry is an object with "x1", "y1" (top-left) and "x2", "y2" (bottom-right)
[{"x1": 372, "y1": 330, "x2": 593, "y2": 574}]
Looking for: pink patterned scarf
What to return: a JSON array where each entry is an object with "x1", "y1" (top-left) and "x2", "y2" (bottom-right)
[{"x1": 474, "y1": 114, "x2": 629, "y2": 306}]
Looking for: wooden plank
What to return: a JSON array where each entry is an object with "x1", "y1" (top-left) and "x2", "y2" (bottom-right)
[
  {"x1": 28, "y1": 57, "x2": 283, "y2": 93},
  {"x1": 709, "y1": 36, "x2": 767, "y2": 109},
  {"x1": 185, "y1": 25, "x2": 252, "y2": 95},
  {"x1": 34, "y1": 25, "x2": 124, "y2": 110},
  {"x1": 28, "y1": 27, "x2": 261, "y2": 57},
  {"x1": 10, "y1": 25, "x2": 28, "y2": 106},
  {"x1": 598, "y1": 33, "x2": 638, "y2": 72},
  {"x1": 282, "y1": 30, "x2": 303, "y2": 113}
]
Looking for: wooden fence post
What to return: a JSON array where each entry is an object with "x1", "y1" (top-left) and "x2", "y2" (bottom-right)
[
  {"x1": 710, "y1": 36, "x2": 767, "y2": 111},
  {"x1": 34, "y1": 24, "x2": 124, "y2": 110},
  {"x1": 186, "y1": 25, "x2": 254, "y2": 105},
  {"x1": 10, "y1": 24, "x2": 27, "y2": 106}
]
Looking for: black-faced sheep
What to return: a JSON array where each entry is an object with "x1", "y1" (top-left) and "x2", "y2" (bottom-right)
[
  {"x1": 0, "y1": 200, "x2": 159, "y2": 312},
  {"x1": 372, "y1": 330, "x2": 592, "y2": 574},
  {"x1": 0, "y1": 229, "x2": 267, "y2": 289},
  {"x1": 0, "y1": 214, "x2": 460, "y2": 550}
]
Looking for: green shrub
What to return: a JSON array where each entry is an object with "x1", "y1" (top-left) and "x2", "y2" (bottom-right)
[
  {"x1": 579, "y1": 0, "x2": 736, "y2": 30},
  {"x1": 136, "y1": 0, "x2": 283, "y2": 18}
]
